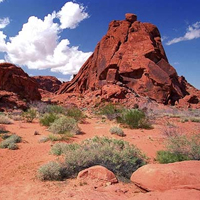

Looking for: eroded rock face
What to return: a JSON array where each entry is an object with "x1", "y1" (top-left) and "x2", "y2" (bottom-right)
[
  {"x1": 130, "y1": 161, "x2": 200, "y2": 192},
  {"x1": 58, "y1": 13, "x2": 198, "y2": 105},
  {"x1": 32, "y1": 76, "x2": 62, "y2": 93},
  {"x1": 0, "y1": 63, "x2": 41, "y2": 110}
]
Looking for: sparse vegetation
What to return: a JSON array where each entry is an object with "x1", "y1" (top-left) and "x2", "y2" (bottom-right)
[
  {"x1": 46, "y1": 105, "x2": 66, "y2": 114},
  {"x1": 39, "y1": 113, "x2": 58, "y2": 126},
  {"x1": 0, "y1": 115, "x2": 13, "y2": 124},
  {"x1": 38, "y1": 161, "x2": 64, "y2": 181},
  {"x1": 49, "y1": 116, "x2": 80, "y2": 134},
  {"x1": 50, "y1": 143, "x2": 79, "y2": 156},
  {"x1": 99, "y1": 103, "x2": 123, "y2": 120},
  {"x1": 22, "y1": 108, "x2": 37, "y2": 122},
  {"x1": 109, "y1": 126, "x2": 125, "y2": 137},
  {"x1": 157, "y1": 134, "x2": 200, "y2": 163},
  {"x1": 0, "y1": 125, "x2": 8, "y2": 134},
  {"x1": 39, "y1": 136, "x2": 146, "y2": 181},
  {"x1": 117, "y1": 109, "x2": 151, "y2": 129},
  {"x1": 0, "y1": 134, "x2": 21, "y2": 150},
  {"x1": 65, "y1": 107, "x2": 85, "y2": 122}
]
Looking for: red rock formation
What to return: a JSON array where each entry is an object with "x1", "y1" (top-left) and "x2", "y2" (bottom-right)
[
  {"x1": 130, "y1": 161, "x2": 200, "y2": 192},
  {"x1": 58, "y1": 14, "x2": 199, "y2": 106},
  {"x1": 32, "y1": 76, "x2": 62, "y2": 93},
  {"x1": 0, "y1": 63, "x2": 41, "y2": 110}
]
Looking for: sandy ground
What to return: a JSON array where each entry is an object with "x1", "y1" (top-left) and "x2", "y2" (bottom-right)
[{"x1": 0, "y1": 116, "x2": 199, "y2": 200}]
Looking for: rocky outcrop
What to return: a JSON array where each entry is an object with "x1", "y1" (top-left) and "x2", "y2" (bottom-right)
[
  {"x1": 58, "y1": 13, "x2": 199, "y2": 106},
  {"x1": 130, "y1": 161, "x2": 200, "y2": 192},
  {"x1": 0, "y1": 63, "x2": 41, "y2": 110},
  {"x1": 32, "y1": 76, "x2": 62, "y2": 93}
]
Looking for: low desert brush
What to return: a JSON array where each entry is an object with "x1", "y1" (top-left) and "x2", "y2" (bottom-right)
[
  {"x1": 22, "y1": 108, "x2": 37, "y2": 122},
  {"x1": 38, "y1": 136, "x2": 147, "y2": 181},
  {"x1": 117, "y1": 109, "x2": 151, "y2": 129},
  {"x1": 109, "y1": 126, "x2": 125, "y2": 137},
  {"x1": 49, "y1": 116, "x2": 80, "y2": 134},
  {"x1": 157, "y1": 134, "x2": 200, "y2": 163},
  {"x1": 0, "y1": 134, "x2": 21, "y2": 149}
]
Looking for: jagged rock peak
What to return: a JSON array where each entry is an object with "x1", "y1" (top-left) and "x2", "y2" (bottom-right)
[
  {"x1": 125, "y1": 13, "x2": 137, "y2": 23},
  {"x1": 58, "y1": 14, "x2": 199, "y2": 106}
]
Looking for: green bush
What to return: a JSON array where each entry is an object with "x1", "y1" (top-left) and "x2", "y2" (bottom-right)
[
  {"x1": 22, "y1": 108, "x2": 37, "y2": 122},
  {"x1": 99, "y1": 103, "x2": 123, "y2": 120},
  {"x1": 109, "y1": 126, "x2": 125, "y2": 137},
  {"x1": 39, "y1": 113, "x2": 58, "y2": 126},
  {"x1": 38, "y1": 161, "x2": 64, "y2": 181},
  {"x1": 156, "y1": 150, "x2": 189, "y2": 164},
  {"x1": 50, "y1": 143, "x2": 79, "y2": 156},
  {"x1": 66, "y1": 107, "x2": 84, "y2": 122},
  {"x1": 46, "y1": 105, "x2": 66, "y2": 114},
  {"x1": 157, "y1": 134, "x2": 200, "y2": 163},
  {"x1": 117, "y1": 109, "x2": 151, "y2": 129},
  {"x1": 8, "y1": 143, "x2": 18, "y2": 150},
  {"x1": 42, "y1": 137, "x2": 146, "y2": 181},
  {"x1": 0, "y1": 115, "x2": 13, "y2": 124},
  {"x1": 49, "y1": 116, "x2": 79, "y2": 134},
  {"x1": 0, "y1": 134, "x2": 21, "y2": 149}
]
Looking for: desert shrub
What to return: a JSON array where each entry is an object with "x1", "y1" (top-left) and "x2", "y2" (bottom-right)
[
  {"x1": 99, "y1": 103, "x2": 123, "y2": 120},
  {"x1": 1, "y1": 134, "x2": 11, "y2": 140},
  {"x1": 50, "y1": 143, "x2": 79, "y2": 156},
  {"x1": 49, "y1": 116, "x2": 79, "y2": 134},
  {"x1": 0, "y1": 125, "x2": 8, "y2": 134},
  {"x1": 156, "y1": 150, "x2": 189, "y2": 164},
  {"x1": 46, "y1": 105, "x2": 66, "y2": 114},
  {"x1": 109, "y1": 126, "x2": 125, "y2": 137},
  {"x1": 22, "y1": 108, "x2": 37, "y2": 122},
  {"x1": 38, "y1": 136, "x2": 49, "y2": 143},
  {"x1": 38, "y1": 161, "x2": 64, "y2": 181},
  {"x1": 157, "y1": 134, "x2": 200, "y2": 163},
  {"x1": 0, "y1": 115, "x2": 13, "y2": 124},
  {"x1": 8, "y1": 143, "x2": 18, "y2": 150},
  {"x1": 0, "y1": 134, "x2": 21, "y2": 149},
  {"x1": 39, "y1": 113, "x2": 58, "y2": 126},
  {"x1": 62, "y1": 137, "x2": 145, "y2": 180},
  {"x1": 190, "y1": 117, "x2": 200, "y2": 123},
  {"x1": 117, "y1": 109, "x2": 151, "y2": 129},
  {"x1": 65, "y1": 107, "x2": 84, "y2": 122}
]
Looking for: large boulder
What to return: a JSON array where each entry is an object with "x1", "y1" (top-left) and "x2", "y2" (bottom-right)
[
  {"x1": 77, "y1": 165, "x2": 118, "y2": 184},
  {"x1": 130, "y1": 161, "x2": 200, "y2": 192},
  {"x1": 57, "y1": 13, "x2": 199, "y2": 106}
]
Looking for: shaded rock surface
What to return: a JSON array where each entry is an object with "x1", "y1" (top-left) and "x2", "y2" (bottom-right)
[
  {"x1": 0, "y1": 63, "x2": 41, "y2": 110},
  {"x1": 32, "y1": 76, "x2": 62, "y2": 93},
  {"x1": 58, "y1": 13, "x2": 199, "y2": 106},
  {"x1": 131, "y1": 161, "x2": 200, "y2": 192}
]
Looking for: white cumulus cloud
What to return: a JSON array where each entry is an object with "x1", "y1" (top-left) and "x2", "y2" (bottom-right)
[
  {"x1": 57, "y1": 1, "x2": 89, "y2": 29},
  {"x1": 0, "y1": 2, "x2": 92, "y2": 76},
  {"x1": 0, "y1": 0, "x2": 5, "y2": 3},
  {"x1": 166, "y1": 21, "x2": 200, "y2": 45},
  {"x1": 0, "y1": 17, "x2": 10, "y2": 29}
]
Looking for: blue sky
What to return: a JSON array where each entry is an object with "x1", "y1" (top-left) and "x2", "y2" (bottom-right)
[{"x1": 0, "y1": 0, "x2": 199, "y2": 89}]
